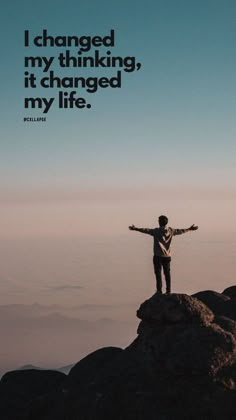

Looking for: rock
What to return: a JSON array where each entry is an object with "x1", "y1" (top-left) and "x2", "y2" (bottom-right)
[
  {"x1": 193, "y1": 289, "x2": 236, "y2": 321},
  {"x1": 52, "y1": 292, "x2": 236, "y2": 420},
  {"x1": 137, "y1": 292, "x2": 214, "y2": 325},
  {"x1": 27, "y1": 348, "x2": 124, "y2": 420},
  {"x1": 214, "y1": 316, "x2": 236, "y2": 337},
  {"x1": 216, "y1": 361, "x2": 236, "y2": 390},
  {"x1": 0, "y1": 381, "x2": 30, "y2": 420},
  {"x1": 192, "y1": 290, "x2": 230, "y2": 316},
  {"x1": 0, "y1": 369, "x2": 66, "y2": 420},
  {"x1": 223, "y1": 286, "x2": 236, "y2": 299},
  {"x1": 1, "y1": 369, "x2": 66, "y2": 398},
  {"x1": 221, "y1": 300, "x2": 236, "y2": 321},
  {"x1": 4, "y1": 288, "x2": 236, "y2": 420},
  {"x1": 134, "y1": 293, "x2": 235, "y2": 376},
  {"x1": 66, "y1": 346, "x2": 123, "y2": 388}
]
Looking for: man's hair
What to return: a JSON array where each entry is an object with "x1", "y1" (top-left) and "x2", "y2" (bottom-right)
[{"x1": 159, "y1": 215, "x2": 168, "y2": 226}]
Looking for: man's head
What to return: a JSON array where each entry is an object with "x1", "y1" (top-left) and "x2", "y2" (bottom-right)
[{"x1": 159, "y1": 215, "x2": 168, "y2": 227}]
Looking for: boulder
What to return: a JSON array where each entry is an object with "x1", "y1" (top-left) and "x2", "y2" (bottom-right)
[
  {"x1": 192, "y1": 290, "x2": 230, "y2": 316},
  {"x1": 0, "y1": 369, "x2": 66, "y2": 420},
  {"x1": 137, "y1": 292, "x2": 214, "y2": 325},
  {"x1": 1, "y1": 369, "x2": 66, "y2": 398},
  {"x1": 67, "y1": 346, "x2": 123, "y2": 388},
  {"x1": 223, "y1": 286, "x2": 236, "y2": 299},
  {"x1": 214, "y1": 315, "x2": 236, "y2": 337},
  {"x1": 134, "y1": 293, "x2": 235, "y2": 376}
]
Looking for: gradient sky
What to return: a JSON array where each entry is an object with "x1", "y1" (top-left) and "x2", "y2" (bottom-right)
[
  {"x1": 0, "y1": 0, "x2": 236, "y2": 373},
  {"x1": 0, "y1": 1, "x2": 236, "y2": 302},
  {"x1": 1, "y1": 0, "x2": 235, "y2": 191}
]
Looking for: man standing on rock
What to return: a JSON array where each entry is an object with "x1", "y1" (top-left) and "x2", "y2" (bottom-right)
[{"x1": 129, "y1": 215, "x2": 198, "y2": 294}]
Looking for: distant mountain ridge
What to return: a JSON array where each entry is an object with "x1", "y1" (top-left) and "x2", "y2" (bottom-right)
[
  {"x1": 0, "y1": 302, "x2": 137, "y2": 378},
  {"x1": 18, "y1": 363, "x2": 75, "y2": 375}
]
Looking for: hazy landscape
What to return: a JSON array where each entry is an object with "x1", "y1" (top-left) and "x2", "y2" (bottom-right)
[
  {"x1": 2, "y1": 287, "x2": 236, "y2": 419},
  {"x1": 0, "y1": 232, "x2": 235, "y2": 376}
]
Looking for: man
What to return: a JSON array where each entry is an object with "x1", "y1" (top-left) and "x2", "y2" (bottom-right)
[{"x1": 129, "y1": 215, "x2": 198, "y2": 294}]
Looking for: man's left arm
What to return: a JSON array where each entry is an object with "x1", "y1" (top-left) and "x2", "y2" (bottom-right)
[{"x1": 172, "y1": 224, "x2": 198, "y2": 236}]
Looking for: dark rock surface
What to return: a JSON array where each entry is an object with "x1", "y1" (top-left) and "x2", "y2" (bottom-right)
[
  {"x1": 192, "y1": 290, "x2": 230, "y2": 316},
  {"x1": 3, "y1": 286, "x2": 236, "y2": 420},
  {"x1": 194, "y1": 289, "x2": 236, "y2": 321},
  {"x1": 223, "y1": 286, "x2": 236, "y2": 299},
  {"x1": 214, "y1": 315, "x2": 236, "y2": 336},
  {"x1": 137, "y1": 292, "x2": 214, "y2": 324},
  {"x1": 0, "y1": 369, "x2": 66, "y2": 419},
  {"x1": 135, "y1": 293, "x2": 235, "y2": 377},
  {"x1": 67, "y1": 346, "x2": 123, "y2": 388}
]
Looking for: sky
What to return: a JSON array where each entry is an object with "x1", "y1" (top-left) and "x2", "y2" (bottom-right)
[{"x1": 0, "y1": 0, "x2": 236, "y2": 372}]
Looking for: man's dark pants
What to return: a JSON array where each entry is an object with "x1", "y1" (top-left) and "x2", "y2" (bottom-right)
[{"x1": 153, "y1": 255, "x2": 171, "y2": 293}]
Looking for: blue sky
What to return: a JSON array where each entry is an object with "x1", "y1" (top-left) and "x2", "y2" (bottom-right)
[{"x1": 1, "y1": 0, "x2": 235, "y2": 192}]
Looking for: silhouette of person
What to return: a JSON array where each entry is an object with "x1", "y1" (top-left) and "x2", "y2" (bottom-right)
[{"x1": 129, "y1": 215, "x2": 198, "y2": 294}]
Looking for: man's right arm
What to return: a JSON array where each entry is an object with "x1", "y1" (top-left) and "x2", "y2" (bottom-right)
[{"x1": 129, "y1": 225, "x2": 155, "y2": 235}]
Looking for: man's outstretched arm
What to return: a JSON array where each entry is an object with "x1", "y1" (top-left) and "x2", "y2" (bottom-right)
[
  {"x1": 173, "y1": 224, "x2": 198, "y2": 235},
  {"x1": 129, "y1": 225, "x2": 155, "y2": 235}
]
